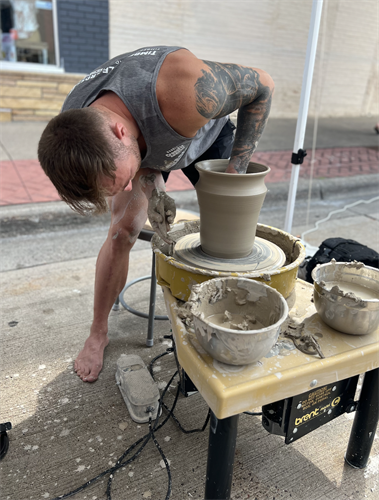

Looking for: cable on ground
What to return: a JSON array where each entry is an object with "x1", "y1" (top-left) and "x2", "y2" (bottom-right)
[
  {"x1": 50, "y1": 343, "x2": 210, "y2": 500},
  {"x1": 301, "y1": 196, "x2": 379, "y2": 242}
]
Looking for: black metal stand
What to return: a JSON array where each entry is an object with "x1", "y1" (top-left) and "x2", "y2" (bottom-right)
[
  {"x1": 345, "y1": 367, "x2": 379, "y2": 468},
  {"x1": 147, "y1": 252, "x2": 159, "y2": 346},
  {"x1": 118, "y1": 251, "x2": 168, "y2": 347},
  {"x1": 204, "y1": 412, "x2": 239, "y2": 500}
]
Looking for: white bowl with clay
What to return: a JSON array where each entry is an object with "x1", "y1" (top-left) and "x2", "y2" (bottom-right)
[
  {"x1": 189, "y1": 277, "x2": 289, "y2": 366},
  {"x1": 312, "y1": 261, "x2": 379, "y2": 335}
]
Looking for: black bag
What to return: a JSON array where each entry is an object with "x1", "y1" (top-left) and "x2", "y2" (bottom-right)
[{"x1": 304, "y1": 237, "x2": 379, "y2": 283}]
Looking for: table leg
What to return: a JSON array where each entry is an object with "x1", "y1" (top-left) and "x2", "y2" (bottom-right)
[
  {"x1": 204, "y1": 411, "x2": 239, "y2": 500},
  {"x1": 345, "y1": 368, "x2": 379, "y2": 468},
  {"x1": 146, "y1": 252, "x2": 157, "y2": 347}
]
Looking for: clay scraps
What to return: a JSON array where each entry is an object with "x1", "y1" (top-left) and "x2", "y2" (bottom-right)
[{"x1": 283, "y1": 322, "x2": 325, "y2": 359}]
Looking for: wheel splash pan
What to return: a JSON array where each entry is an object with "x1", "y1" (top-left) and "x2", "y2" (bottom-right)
[{"x1": 152, "y1": 221, "x2": 305, "y2": 301}]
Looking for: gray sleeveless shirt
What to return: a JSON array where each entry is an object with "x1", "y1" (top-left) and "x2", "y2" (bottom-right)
[{"x1": 61, "y1": 46, "x2": 228, "y2": 171}]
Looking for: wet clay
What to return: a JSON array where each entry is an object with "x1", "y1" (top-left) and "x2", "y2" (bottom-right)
[
  {"x1": 314, "y1": 260, "x2": 379, "y2": 304},
  {"x1": 312, "y1": 260, "x2": 379, "y2": 336},
  {"x1": 207, "y1": 311, "x2": 264, "y2": 331},
  {"x1": 190, "y1": 278, "x2": 283, "y2": 331},
  {"x1": 189, "y1": 277, "x2": 289, "y2": 365},
  {"x1": 147, "y1": 189, "x2": 176, "y2": 243},
  {"x1": 151, "y1": 220, "x2": 306, "y2": 301},
  {"x1": 173, "y1": 232, "x2": 285, "y2": 272},
  {"x1": 195, "y1": 160, "x2": 270, "y2": 259},
  {"x1": 324, "y1": 281, "x2": 379, "y2": 301}
]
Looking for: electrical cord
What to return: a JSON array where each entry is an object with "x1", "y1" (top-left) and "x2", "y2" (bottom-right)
[
  {"x1": 301, "y1": 195, "x2": 379, "y2": 241},
  {"x1": 50, "y1": 344, "x2": 210, "y2": 500},
  {"x1": 151, "y1": 337, "x2": 258, "y2": 423},
  {"x1": 149, "y1": 417, "x2": 172, "y2": 500},
  {"x1": 105, "y1": 371, "x2": 176, "y2": 500},
  {"x1": 149, "y1": 340, "x2": 211, "y2": 435},
  {"x1": 150, "y1": 336, "x2": 212, "y2": 433}
]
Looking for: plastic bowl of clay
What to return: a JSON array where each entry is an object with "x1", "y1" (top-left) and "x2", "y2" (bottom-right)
[
  {"x1": 189, "y1": 277, "x2": 289, "y2": 365},
  {"x1": 312, "y1": 261, "x2": 379, "y2": 335}
]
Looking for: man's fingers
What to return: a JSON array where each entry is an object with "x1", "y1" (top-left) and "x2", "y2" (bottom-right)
[
  {"x1": 148, "y1": 190, "x2": 177, "y2": 243},
  {"x1": 225, "y1": 165, "x2": 238, "y2": 174},
  {"x1": 155, "y1": 226, "x2": 174, "y2": 244},
  {"x1": 149, "y1": 218, "x2": 171, "y2": 242},
  {"x1": 166, "y1": 210, "x2": 175, "y2": 223},
  {"x1": 150, "y1": 209, "x2": 175, "y2": 225},
  {"x1": 149, "y1": 212, "x2": 164, "y2": 224},
  {"x1": 167, "y1": 202, "x2": 176, "y2": 214}
]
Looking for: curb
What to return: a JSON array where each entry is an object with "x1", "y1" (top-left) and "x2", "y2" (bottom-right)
[
  {"x1": 1, "y1": 174, "x2": 378, "y2": 237},
  {"x1": 265, "y1": 173, "x2": 379, "y2": 203}
]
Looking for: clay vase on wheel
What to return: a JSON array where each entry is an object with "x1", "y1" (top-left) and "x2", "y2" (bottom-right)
[{"x1": 195, "y1": 159, "x2": 270, "y2": 259}]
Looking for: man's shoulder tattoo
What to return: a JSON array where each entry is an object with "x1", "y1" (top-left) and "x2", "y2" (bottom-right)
[{"x1": 194, "y1": 61, "x2": 264, "y2": 119}]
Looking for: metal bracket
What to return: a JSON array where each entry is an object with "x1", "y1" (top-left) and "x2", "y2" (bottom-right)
[{"x1": 291, "y1": 148, "x2": 307, "y2": 165}]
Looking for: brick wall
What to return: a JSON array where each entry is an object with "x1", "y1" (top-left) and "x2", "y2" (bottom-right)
[
  {"x1": 109, "y1": 0, "x2": 378, "y2": 118},
  {"x1": 57, "y1": 0, "x2": 109, "y2": 73},
  {"x1": 0, "y1": 71, "x2": 83, "y2": 122}
]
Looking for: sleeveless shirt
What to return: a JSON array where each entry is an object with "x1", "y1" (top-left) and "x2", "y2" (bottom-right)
[{"x1": 61, "y1": 46, "x2": 228, "y2": 171}]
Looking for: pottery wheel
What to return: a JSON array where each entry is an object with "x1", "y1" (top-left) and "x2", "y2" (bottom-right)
[{"x1": 173, "y1": 233, "x2": 286, "y2": 272}]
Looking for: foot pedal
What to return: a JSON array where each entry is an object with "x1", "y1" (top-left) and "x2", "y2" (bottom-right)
[{"x1": 116, "y1": 354, "x2": 160, "y2": 423}]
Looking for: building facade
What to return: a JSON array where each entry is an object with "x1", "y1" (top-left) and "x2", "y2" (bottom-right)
[
  {"x1": 1, "y1": 0, "x2": 378, "y2": 121},
  {"x1": 0, "y1": 0, "x2": 108, "y2": 121}
]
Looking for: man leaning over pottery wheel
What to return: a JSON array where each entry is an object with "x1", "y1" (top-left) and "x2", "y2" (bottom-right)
[{"x1": 37, "y1": 46, "x2": 274, "y2": 383}]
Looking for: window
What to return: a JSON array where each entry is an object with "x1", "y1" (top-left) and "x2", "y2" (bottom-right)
[{"x1": 0, "y1": 0, "x2": 59, "y2": 66}]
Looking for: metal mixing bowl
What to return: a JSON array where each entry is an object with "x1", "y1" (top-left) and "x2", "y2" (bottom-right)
[
  {"x1": 189, "y1": 277, "x2": 289, "y2": 365},
  {"x1": 312, "y1": 262, "x2": 379, "y2": 335}
]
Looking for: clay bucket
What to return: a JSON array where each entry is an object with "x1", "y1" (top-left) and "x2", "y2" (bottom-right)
[
  {"x1": 190, "y1": 277, "x2": 289, "y2": 365},
  {"x1": 195, "y1": 159, "x2": 270, "y2": 259}
]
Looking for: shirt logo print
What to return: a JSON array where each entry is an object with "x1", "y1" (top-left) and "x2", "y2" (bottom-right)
[{"x1": 165, "y1": 145, "x2": 186, "y2": 158}]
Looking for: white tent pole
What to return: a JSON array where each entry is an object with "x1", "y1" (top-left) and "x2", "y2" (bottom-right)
[{"x1": 283, "y1": 0, "x2": 324, "y2": 233}]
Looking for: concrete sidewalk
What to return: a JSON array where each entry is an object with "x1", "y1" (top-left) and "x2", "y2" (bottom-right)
[
  {"x1": 0, "y1": 116, "x2": 378, "y2": 500},
  {"x1": 0, "y1": 116, "x2": 378, "y2": 206},
  {"x1": 1, "y1": 247, "x2": 378, "y2": 500}
]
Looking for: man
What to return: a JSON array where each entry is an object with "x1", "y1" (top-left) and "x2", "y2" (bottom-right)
[{"x1": 38, "y1": 46, "x2": 274, "y2": 383}]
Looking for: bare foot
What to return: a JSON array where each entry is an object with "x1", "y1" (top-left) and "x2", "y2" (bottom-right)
[{"x1": 74, "y1": 334, "x2": 109, "y2": 382}]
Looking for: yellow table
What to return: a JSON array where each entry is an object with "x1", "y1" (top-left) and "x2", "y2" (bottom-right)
[{"x1": 163, "y1": 279, "x2": 379, "y2": 500}]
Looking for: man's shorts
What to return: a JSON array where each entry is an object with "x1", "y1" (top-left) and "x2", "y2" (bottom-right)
[{"x1": 161, "y1": 119, "x2": 236, "y2": 187}]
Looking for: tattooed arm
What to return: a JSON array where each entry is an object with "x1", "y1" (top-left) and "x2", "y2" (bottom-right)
[
  {"x1": 157, "y1": 50, "x2": 274, "y2": 173},
  {"x1": 194, "y1": 61, "x2": 274, "y2": 174}
]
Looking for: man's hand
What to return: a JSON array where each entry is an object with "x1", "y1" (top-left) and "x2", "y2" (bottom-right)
[
  {"x1": 148, "y1": 189, "x2": 176, "y2": 243},
  {"x1": 225, "y1": 161, "x2": 240, "y2": 174}
]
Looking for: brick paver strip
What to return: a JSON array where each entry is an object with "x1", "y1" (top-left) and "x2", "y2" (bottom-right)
[{"x1": 0, "y1": 146, "x2": 378, "y2": 206}]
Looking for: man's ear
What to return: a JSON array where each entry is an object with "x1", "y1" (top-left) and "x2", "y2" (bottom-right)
[{"x1": 112, "y1": 122, "x2": 129, "y2": 140}]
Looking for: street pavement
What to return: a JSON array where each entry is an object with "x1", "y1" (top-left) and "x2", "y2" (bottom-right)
[{"x1": 0, "y1": 116, "x2": 378, "y2": 500}]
